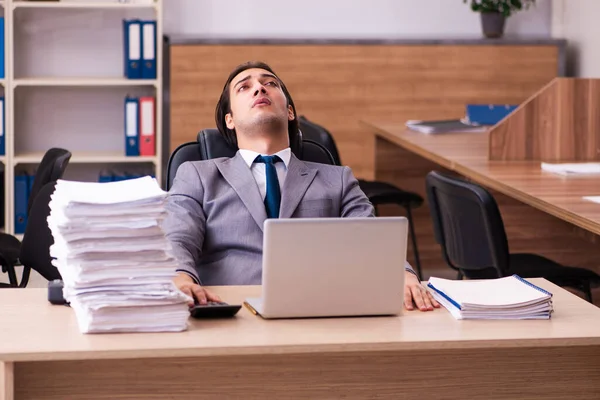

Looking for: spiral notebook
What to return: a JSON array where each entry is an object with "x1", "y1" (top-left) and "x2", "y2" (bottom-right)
[{"x1": 427, "y1": 275, "x2": 553, "y2": 320}]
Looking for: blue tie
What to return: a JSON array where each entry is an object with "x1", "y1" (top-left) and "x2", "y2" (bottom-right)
[{"x1": 254, "y1": 155, "x2": 282, "y2": 218}]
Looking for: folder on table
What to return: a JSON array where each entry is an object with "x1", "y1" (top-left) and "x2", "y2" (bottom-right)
[
  {"x1": 123, "y1": 19, "x2": 142, "y2": 79},
  {"x1": 125, "y1": 96, "x2": 140, "y2": 156},
  {"x1": 139, "y1": 96, "x2": 155, "y2": 156},
  {"x1": 465, "y1": 104, "x2": 518, "y2": 126},
  {"x1": 0, "y1": 97, "x2": 5, "y2": 156},
  {"x1": 405, "y1": 119, "x2": 487, "y2": 134},
  {"x1": 0, "y1": 17, "x2": 5, "y2": 79},
  {"x1": 141, "y1": 20, "x2": 157, "y2": 79},
  {"x1": 427, "y1": 275, "x2": 553, "y2": 320},
  {"x1": 14, "y1": 174, "x2": 29, "y2": 234},
  {"x1": 542, "y1": 162, "x2": 600, "y2": 176}
]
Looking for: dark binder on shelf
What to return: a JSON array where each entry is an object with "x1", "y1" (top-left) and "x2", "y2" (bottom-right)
[
  {"x1": 0, "y1": 97, "x2": 5, "y2": 156},
  {"x1": 124, "y1": 96, "x2": 140, "y2": 156},
  {"x1": 98, "y1": 168, "x2": 154, "y2": 182},
  {"x1": 98, "y1": 173, "x2": 113, "y2": 183},
  {"x1": 14, "y1": 174, "x2": 29, "y2": 234},
  {"x1": 141, "y1": 20, "x2": 157, "y2": 79},
  {"x1": 0, "y1": 167, "x2": 4, "y2": 228},
  {"x1": 0, "y1": 17, "x2": 4, "y2": 79},
  {"x1": 123, "y1": 19, "x2": 142, "y2": 79},
  {"x1": 27, "y1": 173, "x2": 35, "y2": 202}
]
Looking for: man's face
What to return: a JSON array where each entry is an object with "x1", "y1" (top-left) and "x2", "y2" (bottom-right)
[{"x1": 225, "y1": 68, "x2": 294, "y2": 133}]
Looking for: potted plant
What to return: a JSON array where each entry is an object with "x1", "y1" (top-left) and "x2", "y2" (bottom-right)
[{"x1": 464, "y1": 0, "x2": 536, "y2": 38}]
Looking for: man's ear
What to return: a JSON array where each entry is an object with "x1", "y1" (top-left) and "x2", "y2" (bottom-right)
[
  {"x1": 225, "y1": 113, "x2": 235, "y2": 130},
  {"x1": 287, "y1": 105, "x2": 295, "y2": 121}
]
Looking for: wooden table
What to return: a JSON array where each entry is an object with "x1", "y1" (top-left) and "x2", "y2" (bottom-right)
[
  {"x1": 363, "y1": 121, "x2": 600, "y2": 296},
  {"x1": 1, "y1": 282, "x2": 600, "y2": 400}
]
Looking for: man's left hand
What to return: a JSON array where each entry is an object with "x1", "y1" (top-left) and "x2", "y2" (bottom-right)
[{"x1": 404, "y1": 271, "x2": 440, "y2": 311}]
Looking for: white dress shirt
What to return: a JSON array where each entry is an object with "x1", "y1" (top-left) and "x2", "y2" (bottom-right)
[{"x1": 238, "y1": 147, "x2": 291, "y2": 201}]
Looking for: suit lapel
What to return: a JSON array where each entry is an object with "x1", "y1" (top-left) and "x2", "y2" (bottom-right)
[
  {"x1": 216, "y1": 153, "x2": 267, "y2": 231},
  {"x1": 279, "y1": 155, "x2": 318, "y2": 218}
]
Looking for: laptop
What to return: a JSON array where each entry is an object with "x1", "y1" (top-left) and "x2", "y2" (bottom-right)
[{"x1": 243, "y1": 217, "x2": 407, "y2": 319}]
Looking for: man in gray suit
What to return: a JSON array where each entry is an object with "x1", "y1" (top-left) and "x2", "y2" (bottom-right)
[{"x1": 164, "y1": 61, "x2": 439, "y2": 312}]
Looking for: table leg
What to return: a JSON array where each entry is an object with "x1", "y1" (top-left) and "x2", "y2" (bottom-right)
[{"x1": 0, "y1": 362, "x2": 14, "y2": 400}]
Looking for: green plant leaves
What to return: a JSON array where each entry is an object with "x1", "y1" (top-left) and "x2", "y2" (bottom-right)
[{"x1": 463, "y1": 0, "x2": 535, "y2": 17}]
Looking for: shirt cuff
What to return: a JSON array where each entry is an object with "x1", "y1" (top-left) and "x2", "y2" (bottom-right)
[
  {"x1": 404, "y1": 261, "x2": 419, "y2": 278},
  {"x1": 176, "y1": 268, "x2": 201, "y2": 285}
]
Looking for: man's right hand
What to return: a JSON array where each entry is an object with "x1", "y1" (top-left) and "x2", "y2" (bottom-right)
[{"x1": 173, "y1": 272, "x2": 221, "y2": 306}]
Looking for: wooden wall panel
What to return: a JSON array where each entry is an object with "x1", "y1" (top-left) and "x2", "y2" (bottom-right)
[{"x1": 169, "y1": 43, "x2": 561, "y2": 179}]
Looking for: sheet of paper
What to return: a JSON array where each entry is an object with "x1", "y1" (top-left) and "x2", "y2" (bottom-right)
[{"x1": 541, "y1": 162, "x2": 600, "y2": 175}]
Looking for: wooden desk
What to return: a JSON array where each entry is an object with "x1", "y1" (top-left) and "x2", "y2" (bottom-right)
[
  {"x1": 1, "y1": 282, "x2": 600, "y2": 400},
  {"x1": 364, "y1": 121, "x2": 600, "y2": 298}
]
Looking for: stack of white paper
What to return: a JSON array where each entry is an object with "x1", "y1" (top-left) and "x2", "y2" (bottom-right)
[
  {"x1": 405, "y1": 119, "x2": 487, "y2": 134},
  {"x1": 48, "y1": 176, "x2": 192, "y2": 333},
  {"x1": 427, "y1": 275, "x2": 553, "y2": 320}
]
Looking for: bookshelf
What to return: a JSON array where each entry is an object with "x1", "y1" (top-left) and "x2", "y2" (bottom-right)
[
  {"x1": 13, "y1": 78, "x2": 159, "y2": 87},
  {"x1": 2, "y1": 0, "x2": 163, "y2": 235},
  {"x1": 11, "y1": 1, "x2": 158, "y2": 9},
  {"x1": 13, "y1": 151, "x2": 158, "y2": 164}
]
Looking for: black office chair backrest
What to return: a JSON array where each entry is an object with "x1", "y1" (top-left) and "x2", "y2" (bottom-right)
[
  {"x1": 196, "y1": 128, "x2": 238, "y2": 159},
  {"x1": 425, "y1": 171, "x2": 509, "y2": 278},
  {"x1": 27, "y1": 148, "x2": 72, "y2": 213},
  {"x1": 166, "y1": 128, "x2": 335, "y2": 190},
  {"x1": 19, "y1": 181, "x2": 62, "y2": 282},
  {"x1": 301, "y1": 139, "x2": 336, "y2": 165},
  {"x1": 196, "y1": 128, "x2": 305, "y2": 160},
  {"x1": 298, "y1": 115, "x2": 342, "y2": 166},
  {"x1": 166, "y1": 141, "x2": 202, "y2": 190}
]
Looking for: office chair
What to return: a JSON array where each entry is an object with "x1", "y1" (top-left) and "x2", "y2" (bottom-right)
[
  {"x1": 425, "y1": 170, "x2": 600, "y2": 302},
  {"x1": 19, "y1": 181, "x2": 63, "y2": 282},
  {"x1": 297, "y1": 115, "x2": 425, "y2": 280},
  {"x1": 0, "y1": 148, "x2": 71, "y2": 288},
  {"x1": 166, "y1": 128, "x2": 336, "y2": 190}
]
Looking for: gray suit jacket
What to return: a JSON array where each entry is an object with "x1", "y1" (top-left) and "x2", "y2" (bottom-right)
[{"x1": 163, "y1": 152, "x2": 414, "y2": 285}]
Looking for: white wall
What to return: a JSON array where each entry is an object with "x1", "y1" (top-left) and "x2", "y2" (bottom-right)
[
  {"x1": 163, "y1": 0, "x2": 552, "y2": 39},
  {"x1": 8, "y1": 0, "x2": 554, "y2": 182},
  {"x1": 551, "y1": 0, "x2": 600, "y2": 77}
]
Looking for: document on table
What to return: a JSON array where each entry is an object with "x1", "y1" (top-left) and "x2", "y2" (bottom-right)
[
  {"x1": 541, "y1": 162, "x2": 600, "y2": 176},
  {"x1": 48, "y1": 176, "x2": 192, "y2": 334}
]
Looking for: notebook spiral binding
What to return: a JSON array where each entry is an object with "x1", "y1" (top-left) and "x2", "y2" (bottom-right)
[{"x1": 512, "y1": 275, "x2": 553, "y2": 297}]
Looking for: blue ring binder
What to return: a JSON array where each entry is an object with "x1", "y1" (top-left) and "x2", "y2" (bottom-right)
[
  {"x1": 427, "y1": 282, "x2": 462, "y2": 310},
  {"x1": 512, "y1": 275, "x2": 553, "y2": 297}
]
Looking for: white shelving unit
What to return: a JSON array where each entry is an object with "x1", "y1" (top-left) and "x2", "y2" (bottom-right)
[
  {"x1": 13, "y1": 78, "x2": 159, "y2": 87},
  {"x1": 2, "y1": 0, "x2": 163, "y2": 235},
  {"x1": 12, "y1": 1, "x2": 158, "y2": 9}
]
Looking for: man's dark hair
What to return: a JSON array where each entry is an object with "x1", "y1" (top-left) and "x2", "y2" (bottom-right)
[{"x1": 215, "y1": 61, "x2": 299, "y2": 148}]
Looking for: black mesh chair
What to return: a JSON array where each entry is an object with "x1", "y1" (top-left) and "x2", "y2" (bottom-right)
[
  {"x1": 19, "y1": 181, "x2": 63, "y2": 283},
  {"x1": 166, "y1": 128, "x2": 335, "y2": 190},
  {"x1": 0, "y1": 148, "x2": 71, "y2": 288},
  {"x1": 298, "y1": 115, "x2": 424, "y2": 280},
  {"x1": 425, "y1": 170, "x2": 600, "y2": 302}
]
